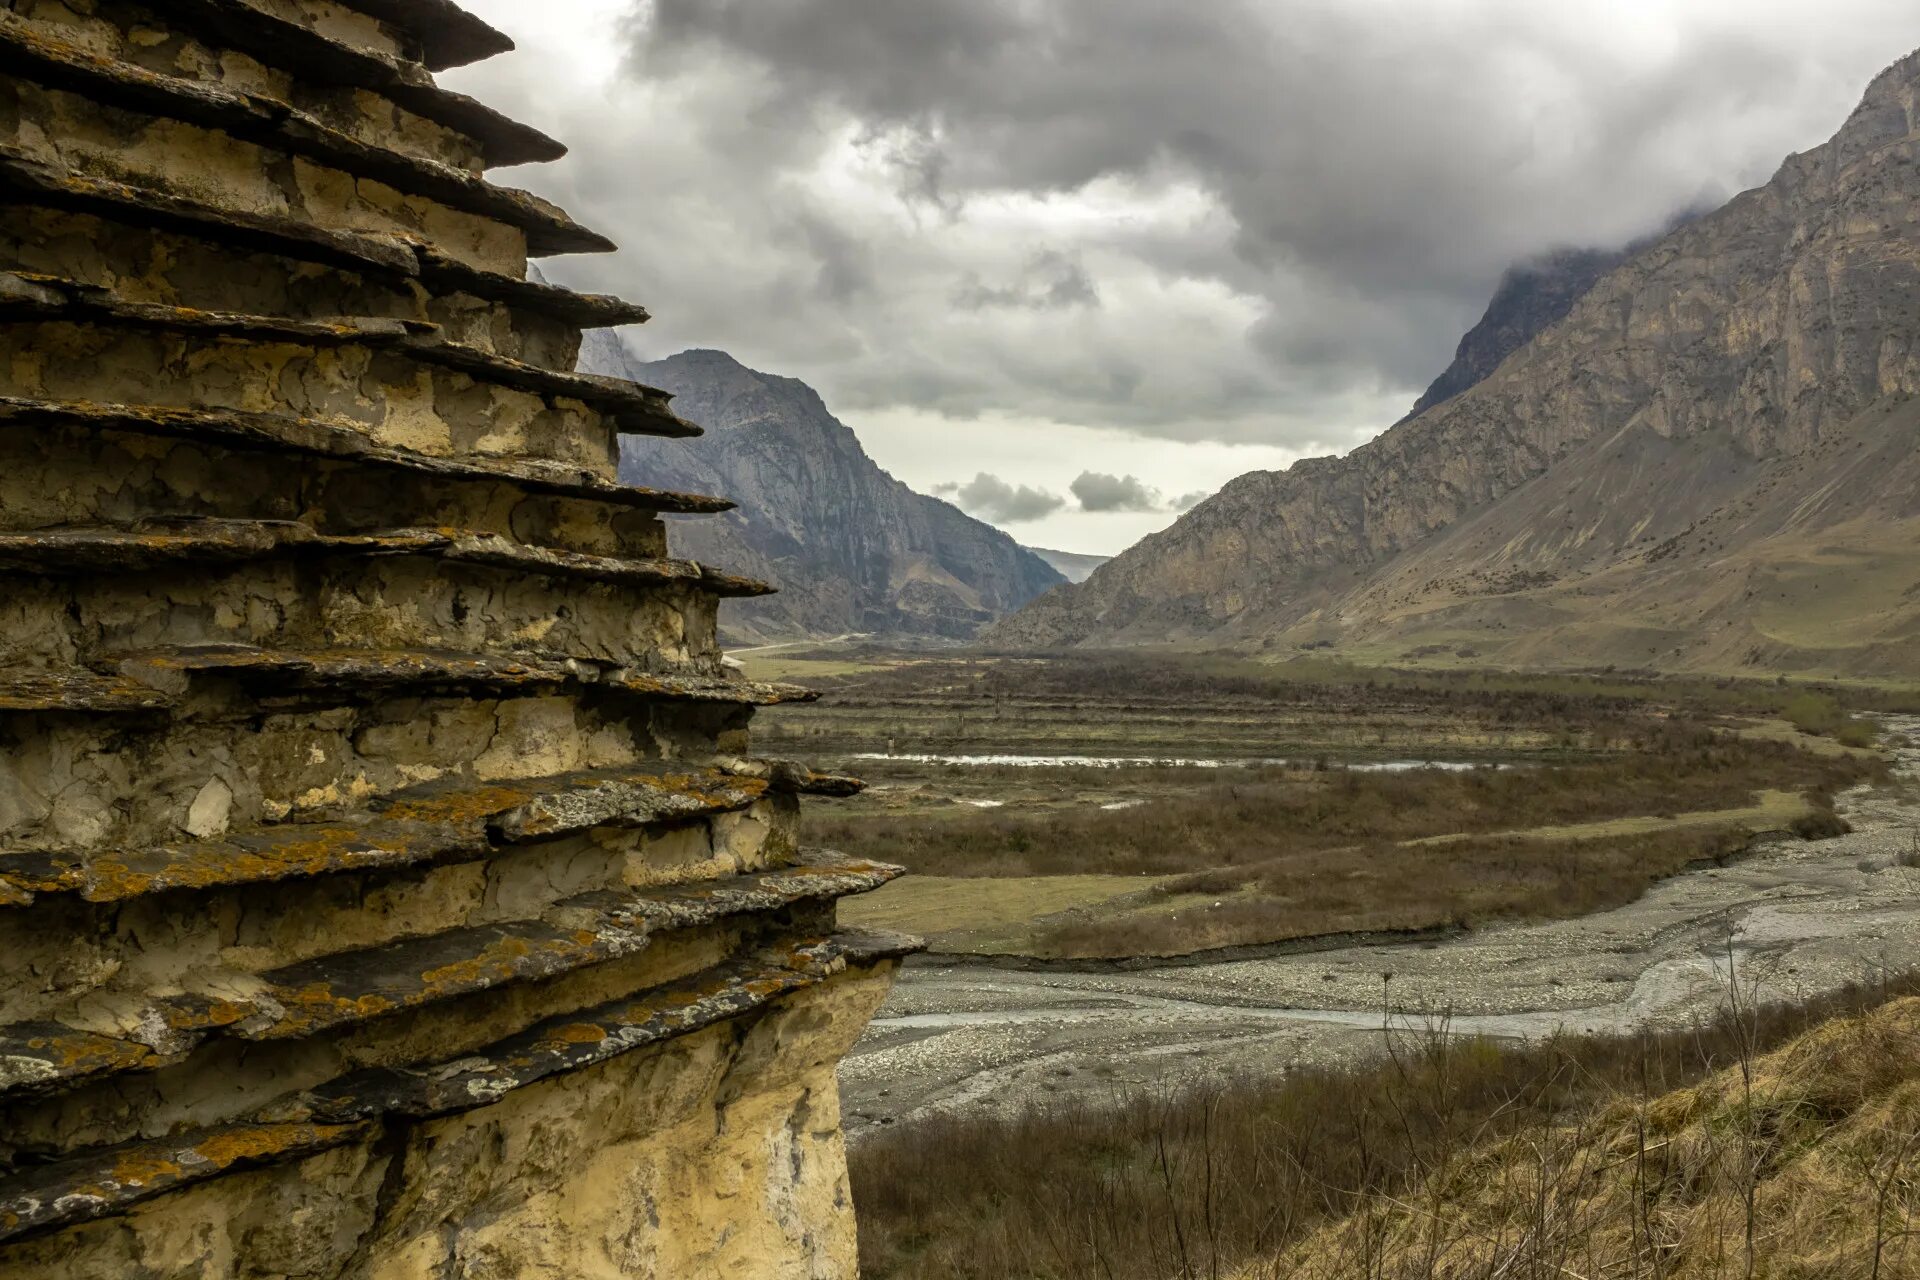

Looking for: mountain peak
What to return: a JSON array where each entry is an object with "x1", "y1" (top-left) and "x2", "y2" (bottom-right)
[
  {"x1": 654, "y1": 347, "x2": 747, "y2": 371},
  {"x1": 986, "y1": 48, "x2": 1920, "y2": 678},
  {"x1": 589, "y1": 345, "x2": 1064, "y2": 643}
]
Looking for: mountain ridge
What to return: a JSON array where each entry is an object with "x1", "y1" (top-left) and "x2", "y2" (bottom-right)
[
  {"x1": 597, "y1": 345, "x2": 1065, "y2": 643},
  {"x1": 988, "y1": 48, "x2": 1920, "y2": 678}
]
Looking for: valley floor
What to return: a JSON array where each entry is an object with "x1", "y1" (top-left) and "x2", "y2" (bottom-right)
[{"x1": 841, "y1": 720, "x2": 1920, "y2": 1134}]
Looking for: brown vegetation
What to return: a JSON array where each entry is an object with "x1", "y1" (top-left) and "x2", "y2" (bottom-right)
[
  {"x1": 1035, "y1": 826, "x2": 1756, "y2": 958},
  {"x1": 813, "y1": 730, "x2": 1873, "y2": 881},
  {"x1": 795, "y1": 650, "x2": 1920, "y2": 719},
  {"x1": 852, "y1": 972, "x2": 1920, "y2": 1280}
]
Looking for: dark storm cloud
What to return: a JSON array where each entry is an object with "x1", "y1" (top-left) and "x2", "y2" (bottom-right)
[
  {"x1": 936, "y1": 473, "x2": 1068, "y2": 522},
  {"x1": 1071, "y1": 472, "x2": 1166, "y2": 514},
  {"x1": 953, "y1": 251, "x2": 1100, "y2": 311},
  {"x1": 495, "y1": 1, "x2": 1920, "y2": 448},
  {"x1": 644, "y1": 3, "x2": 1898, "y2": 286}
]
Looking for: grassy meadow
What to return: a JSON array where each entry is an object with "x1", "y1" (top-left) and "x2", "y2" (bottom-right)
[{"x1": 751, "y1": 650, "x2": 1894, "y2": 958}]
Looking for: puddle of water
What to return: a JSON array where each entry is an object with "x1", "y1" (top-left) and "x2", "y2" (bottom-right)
[
  {"x1": 1101, "y1": 799, "x2": 1146, "y2": 811},
  {"x1": 853, "y1": 752, "x2": 1503, "y2": 772},
  {"x1": 958, "y1": 799, "x2": 1006, "y2": 809}
]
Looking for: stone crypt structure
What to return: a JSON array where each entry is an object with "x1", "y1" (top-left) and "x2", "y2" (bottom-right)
[{"x1": 0, "y1": 2, "x2": 912, "y2": 1275}]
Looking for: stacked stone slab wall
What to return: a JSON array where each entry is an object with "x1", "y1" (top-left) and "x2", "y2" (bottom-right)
[{"x1": 0, "y1": 3, "x2": 913, "y2": 1275}]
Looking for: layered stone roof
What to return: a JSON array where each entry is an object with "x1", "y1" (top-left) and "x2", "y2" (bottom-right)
[{"x1": 0, "y1": 3, "x2": 912, "y2": 1272}]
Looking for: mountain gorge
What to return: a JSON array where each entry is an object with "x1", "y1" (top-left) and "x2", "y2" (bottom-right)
[
  {"x1": 587, "y1": 343, "x2": 1065, "y2": 643},
  {"x1": 1026, "y1": 547, "x2": 1111, "y2": 584},
  {"x1": 990, "y1": 49, "x2": 1920, "y2": 678}
]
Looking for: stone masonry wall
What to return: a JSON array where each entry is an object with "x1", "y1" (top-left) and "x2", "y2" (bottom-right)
[{"x1": 0, "y1": 2, "x2": 913, "y2": 1275}]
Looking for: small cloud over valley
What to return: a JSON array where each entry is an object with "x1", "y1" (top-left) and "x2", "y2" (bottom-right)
[
  {"x1": 1071, "y1": 472, "x2": 1169, "y2": 513},
  {"x1": 935, "y1": 473, "x2": 1068, "y2": 523}
]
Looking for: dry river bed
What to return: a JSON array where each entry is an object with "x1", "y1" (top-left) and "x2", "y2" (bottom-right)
[{"x1": 839, "y1": 718, "x2": 1920, "y2": 1137}]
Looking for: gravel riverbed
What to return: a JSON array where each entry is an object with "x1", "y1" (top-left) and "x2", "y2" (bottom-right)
[{"x1": 841, "y1": 719, "x2": 1920, "y2": 1136}]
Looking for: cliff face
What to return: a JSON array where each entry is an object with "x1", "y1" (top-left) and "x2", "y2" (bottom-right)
[
  {"x1": 597, "y1": 346, "x2": 1065, "y2": 643},
  {"x1": 990, "y1": 49, "x2": 1920, "y2": 677},
  {"x1": 1405, "y1": 247, "x2": 1626, "y2": 418}
]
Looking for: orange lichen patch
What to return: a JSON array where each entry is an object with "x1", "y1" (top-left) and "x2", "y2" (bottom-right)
[
  {"x1": 244, "y1": 921, "x2": 640, "y2": 1041},
  {"x1": 0, "y1": 669, "x2": 172, "y2": 714},
  {"x1": 0, "y1": 1121, "x2": 370, "y2": 1243},
  {"x1": 0, "y1": 1023, "x2": 155, "y2": 1096},
  {"x1": 268, "y1": 986, "x2": 400, "y2": 1032},
  {"x1": 0, "y1": 393, "x2": 734, "y2": 512},
  {"x1": 0, "y1": 850, "x2": 84, "y2": 901},
  {"x1": 0, "y1": 520, "x2": 295, "y2": 573},
  {"x1": 224, "y1": 855, "x2": 896, "y2": 1042},
  {"x1": 151, "y1": 995, "x2": 253, "y2": 1037},
  {"x1": 304, "y1": 929, "x2": 920, "y2": 1122},
  {"x1": 376, "y1": 782, "x2": 551, "y2": 826},
  {"x1": 80, "y1": 819, "x2": 471, "y2": 903}
]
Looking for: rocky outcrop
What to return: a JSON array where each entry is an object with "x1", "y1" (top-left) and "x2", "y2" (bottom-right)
[
  {"x1": 0, "y1": 4, "x2": 911, "y2": 1276},
  {"x1": 588, "y1": 345, "x2": 1065, "y2": 643},
  {"x1": 991, "y1": 49, "x2": 1920, "y2": 676}
]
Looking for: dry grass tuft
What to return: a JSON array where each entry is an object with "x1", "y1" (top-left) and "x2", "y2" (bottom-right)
[
  {"x1": 1259, "y1": 991, "x2": 1920, "y2": 1278},
  {"x1": 852, "y1": 974, "x2": 1920, "y2": 1280}
]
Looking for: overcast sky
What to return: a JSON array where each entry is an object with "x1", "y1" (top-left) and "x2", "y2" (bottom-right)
[{"x1": 447, "y1": 0, "x2": 1920, "y2": 554}]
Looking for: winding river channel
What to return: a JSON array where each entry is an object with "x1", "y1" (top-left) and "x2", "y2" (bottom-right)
[{"x1": 840, "y1": 719, "x2": 1920, "y2": 1135}]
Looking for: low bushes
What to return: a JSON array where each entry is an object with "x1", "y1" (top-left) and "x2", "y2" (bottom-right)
[{"x1": 852, "y1": 973, "x2": 1920, "y2": 1280}]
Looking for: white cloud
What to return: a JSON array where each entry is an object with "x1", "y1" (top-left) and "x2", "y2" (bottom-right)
[
  {"x1": 937, "y1": 473, "x2": 1068, "y2": 523},
  {"x1": 447, "y1": 0, "x2": 1920, "y2": 552}
]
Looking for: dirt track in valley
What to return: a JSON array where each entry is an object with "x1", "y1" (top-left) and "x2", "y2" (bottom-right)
[{"x1": 840, "y1": 719, "x2": 1920, "y2": 1136}]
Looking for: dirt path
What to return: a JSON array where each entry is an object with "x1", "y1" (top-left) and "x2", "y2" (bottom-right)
[{"x1": 840, "y1": 719, "x2": 1920, "y2": 1136}]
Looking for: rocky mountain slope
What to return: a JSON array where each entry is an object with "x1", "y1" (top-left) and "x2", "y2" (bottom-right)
[
  {"x1": 1405, "y1": 247, "x2": 1627, "y2": 419},
  {"x1": 990, "y1": 50, "x2": 1920, "y2": 678},
  {"x1": 592, "y1": 344, "x2": 1064, "y2": 642}
]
